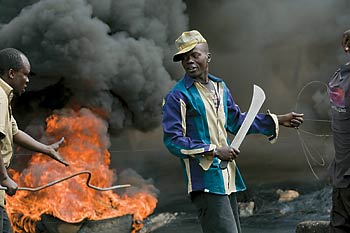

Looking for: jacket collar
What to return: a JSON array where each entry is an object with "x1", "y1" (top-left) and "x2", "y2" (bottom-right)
[{"x1": 184, "y1": 73, "x2": 223, "y2": 89}]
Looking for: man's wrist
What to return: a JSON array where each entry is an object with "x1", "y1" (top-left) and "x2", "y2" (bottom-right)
[{"x1": 0, "y1": 173, "x2": 9, "y2": 182}]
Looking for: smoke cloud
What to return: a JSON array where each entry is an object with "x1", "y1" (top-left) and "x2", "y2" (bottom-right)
[
  {"x1": 0, "y1": 0, "x2": 188, "y2": 132},
  {"x1": 2, "y1": 0, "x2": 350, "y2": 191},
  {"x1": 185, "y1": 0, "x2": 350, "y2": 119},
  {"x1": 180, "y1": 0, "x2": 350, "y2": 184},
  {"x1": 5, "y1": 0, "x2": 349, "y2": 134}
]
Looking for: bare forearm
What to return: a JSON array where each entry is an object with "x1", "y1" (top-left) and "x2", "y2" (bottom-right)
[
  {"x1": 0, "y1": 156, "x2": 9, "y2": 181},
  {"x1": 0, "y1": 153, "x2": 17, "y2": 195},
  {"x1": 13, "y1": 130, "x2": 49, "y2": 154},
  {"x1": 13, "y1": 131, "x2": 68, "y2": 166}
]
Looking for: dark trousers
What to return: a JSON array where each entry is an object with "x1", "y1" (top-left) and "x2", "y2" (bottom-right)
[
  {"x1": 191, "y1": 192, "x2": 241, "y2": 233},
  {"x1": 330, "y1": 187, "x2": 350, "y2": 233},
  {"x1": 0, "y1": 207, "x2": 12, "y2": 233}
]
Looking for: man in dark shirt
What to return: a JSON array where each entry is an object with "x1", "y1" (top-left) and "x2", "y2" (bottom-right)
[{"x1": 328, "y1": 29, "x2": 350, "y2": 233}]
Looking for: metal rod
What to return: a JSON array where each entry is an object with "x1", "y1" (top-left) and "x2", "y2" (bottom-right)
[{"x1": 0, "y1": 170, "x2": 131, "y2": 192}]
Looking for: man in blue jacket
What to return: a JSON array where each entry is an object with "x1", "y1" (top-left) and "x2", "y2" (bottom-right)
[{"x1": 162, "y1": 30, "x2": 304, "y2": 233}]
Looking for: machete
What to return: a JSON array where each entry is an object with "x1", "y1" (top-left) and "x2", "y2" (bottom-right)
[{"x1": 219, "y1": 84, "x2": 266, "y2": 169}]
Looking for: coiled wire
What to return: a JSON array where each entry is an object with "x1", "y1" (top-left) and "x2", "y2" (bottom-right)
[{"x1": 0, "y1": 170, "x2": 131, "y2": 192}]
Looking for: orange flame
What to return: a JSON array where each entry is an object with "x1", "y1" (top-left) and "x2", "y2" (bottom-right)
[{"x1": 6, "y1": 109, "x2": 157, "y2": 232}]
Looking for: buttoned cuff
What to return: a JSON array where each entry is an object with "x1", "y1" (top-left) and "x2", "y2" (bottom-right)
[{"x1": 198, "y1": 144, "x2": 216, "y2": 171}]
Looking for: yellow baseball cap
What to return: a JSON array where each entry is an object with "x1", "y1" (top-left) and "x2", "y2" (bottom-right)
[{"x1": 173, "y1": 30, "x2": 207, "y2": 62}]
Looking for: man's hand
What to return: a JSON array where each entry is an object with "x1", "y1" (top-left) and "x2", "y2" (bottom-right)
[
  {"x1": 47, "y1": 137, "x2": 69, "y2": 166},
  {"x1": 277, "y1": 112, "x2": 304, "y2": 128},
  {"x1": 1, "y1": 177, "x2": 18, "y2": 196},
  {"x1": 214, "y1": 146, "x2": 240, "y2": 162}
]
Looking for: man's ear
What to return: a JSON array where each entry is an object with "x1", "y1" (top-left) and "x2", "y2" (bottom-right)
[
  {"x1": 207, "y1": 53, "x2": 211, "y2": 63},
  {"x1": 8, "y1": 69, "x2": 15, "y2": 79}
]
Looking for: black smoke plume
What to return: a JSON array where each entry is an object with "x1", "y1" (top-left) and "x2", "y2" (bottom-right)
[{"x1": 0, "y1": 0, "x2": 188, "y2": 133}]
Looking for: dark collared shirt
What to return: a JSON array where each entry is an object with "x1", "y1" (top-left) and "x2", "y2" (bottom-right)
[{"x1": 329, "y1": 63, "x2": 350, "y2": 188}]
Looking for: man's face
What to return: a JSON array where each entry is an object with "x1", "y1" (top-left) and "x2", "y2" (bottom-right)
[
  {"x1": 180, "y1": 43, "x2": 211, "y2": 80},
  {"x1": 10, "y1": 54, "x2": 30, "y2": 96}
]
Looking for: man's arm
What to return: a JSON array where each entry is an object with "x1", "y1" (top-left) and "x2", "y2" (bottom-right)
[
  {"x1": 0, "y1": 133, "x2": 18, "y2": 195},
  {"x1": 162, "y1": 93, "x2": 216, "y2": 158},
  {"x1": 13, "y1": 130, "x2": 69, "y2": 166},
  {"x1": 0, "y1": 156, "x2": 17, "y2": 196}
]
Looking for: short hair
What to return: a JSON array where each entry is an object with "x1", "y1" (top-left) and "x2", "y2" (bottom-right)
[{"x1": 0, "y1": 48, "x2": 26, "y2": 76}]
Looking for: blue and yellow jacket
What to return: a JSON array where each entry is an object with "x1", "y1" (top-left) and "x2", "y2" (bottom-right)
[{"x1": 162, "y1": 74, "x2": 279, "y2": 195}]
